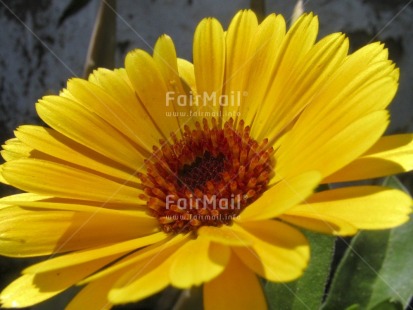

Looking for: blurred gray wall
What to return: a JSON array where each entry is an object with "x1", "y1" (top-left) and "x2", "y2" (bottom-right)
[
  {"x1": 1, "y1": 0, "x2": 413, "y2": 145},
  {"x1": 0, "y1": 0, "x2": 412, "y2": 309}
]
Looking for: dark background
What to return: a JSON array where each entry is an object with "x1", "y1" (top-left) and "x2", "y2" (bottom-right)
[{"x1": 0, "y1": 0, "x2": 413, "y2": 309}]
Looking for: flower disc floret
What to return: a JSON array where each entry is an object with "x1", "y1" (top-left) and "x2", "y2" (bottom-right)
[{"x1": 140, "y1": 118, "x2": 273, "y2": 233}]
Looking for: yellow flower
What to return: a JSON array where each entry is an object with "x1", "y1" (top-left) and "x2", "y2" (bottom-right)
[{"x1": 0, "y1": 10, "x2": 412, "y2": 310}]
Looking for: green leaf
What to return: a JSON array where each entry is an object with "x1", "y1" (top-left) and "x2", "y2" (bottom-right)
[
  {"x1": 382, "y1": 175, "x2": 410, "y2": 193},
  {"x1": 322, "y1": 176, "x2": 413, "y2": 309},
  {"x1": 370, "y1": 299, "x2": 403, "y2": 310},
  {"x1": 265, "y1": 231, "x2": 335, "y2": 309}
]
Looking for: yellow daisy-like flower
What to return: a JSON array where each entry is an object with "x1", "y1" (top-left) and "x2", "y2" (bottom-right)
[{"x1": 0, "y1": 10, "x2": 412, "y2": 310}]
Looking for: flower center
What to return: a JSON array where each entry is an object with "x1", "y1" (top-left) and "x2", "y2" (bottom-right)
[
  {"x1": 178, "y1": 151, "x2": 225, "y2": 191},
  {"x1": 139, "y1": 118, "x2": 273, "y2": 234}
]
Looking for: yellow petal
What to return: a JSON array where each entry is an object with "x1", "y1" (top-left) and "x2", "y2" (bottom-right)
[
  {"x1": 280, "y1": 213, "x2": 358, "y2": 236},
  {"x1": 295, "y1": 43, "x2": 396, "y2": 134},
  {"x1": 66, "y1": 272, "x2": 120, "y2": 310},
  {"x1": 279, "y1": 13, "x2": 319, "y2": 68},
  {"x1": 0, "y1": 274, "x2": 59, "y2": 308},
  {"x1": 0, "y1": 165, "x2": 8, "y2": 184},
  {"x1": 170, "y1": 237, "x2": 230, "y2": 288},
  {"x1": 0, "y1": 192, "x2": 52, "y2": 207},
  {"x1": 239, "y1": 171, "x2": 321, "y2": 221},
  {"x1": 193, "y1": 16, "x2": 225, "y2": 118},
  {"x1": 24, "y1": 232, "x2": 167, "y2": 273},
  {"x1": 1, "y1": 159, "x2": 144, "y2": 203},
  {"x1": 66, "y1": 77, "x2": 157, "y2": 154},
  {"x1": 1, "y1": 138, "x2": 32, "y2": 162},
  {"x1": 153, "y1": 35, "x2": 185, "y2": 95},
  {"x1": 253, "y1": 31, "x2": 348, "y2": 142},
  {"x1": 356, "y1": 41, "x2": 390, "y2": 63},
  {"x1": 261, "y1": 33, "x2": 349, "y2": 143},
  {"x1": 81, "y1": 233, "x2": 190, "y2": 284},
  {"x1": 109, "y1": 261, "x2": 169, "y2": 305},
  {"x1": 108, "y1": 235, "x2": 190, "y2": 304},
  {"x1": 252, "y1": 13, "x2": 318, "y2": 138},
  {"x1": 274, "y1": 42, "x2": 397, "y2": 180},
  {"x1": 197, "y1": 225, "x2": 253, "y2": 246},
  {"x1": 0, "y1": 194, "x2": 148, "y2": 217},
  {"x1": 239, "y1": 13, "x2": 286, "y2": 125},
  {"x1": 222, "y1": 10, "x2": 258, "y2": 122},
  {"x1": 233, "y1": 221, "x2": 309, "y2": 282},
  {"x1": 153, "y1": 35, "x2": 194, "y2": 128},
  {"x1": 276, "y1": 110, "x2": 389, "y2": 180},
  {"x1": 0, "y1": 205, "x2": 157, "y2": 257},
  {"x1": 177, "y1": 58, "x2": 196, "y2": 92},
  {"x1": 285, "y1": 186, "x2": 412, "y2": 232},
  {"x1": 125, "y1": 49, "x2": 180, "y2": 138},
  {"x1": 0, "y1": 256, "x2": 116, "y2": 308},
  {"x1": 88, "y1": 68, "x2": 161, "y2": 149},
  {"x1": 36, "y1": 95, "x2": 145, "y2": 170},
  {"x1": 325, "y1": 134, "x2": 413, "y2": 182},
  {"x1": 284, "y1": 72, "x2": 396, "y2": 148},
  {"x1": 15, "y1": 125, "x2": 142, "y2": 183},
  {"x1": 203, "y1": 251, "x2": 267, "y2": 310}
]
